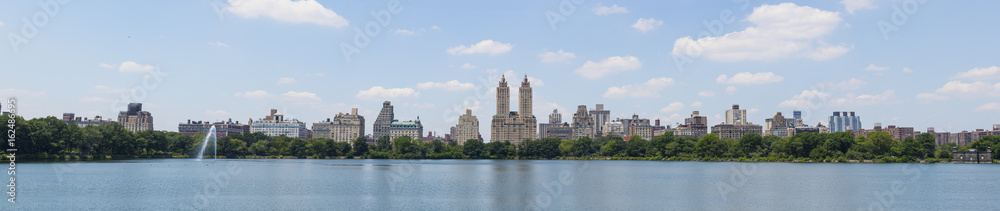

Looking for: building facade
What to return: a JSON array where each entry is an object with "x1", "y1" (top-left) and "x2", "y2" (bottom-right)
[
  {"x1": 829, "y1": 111, "x2": 862, "y2": 132},
  {"x1": 63, "y1": 113, "x2": 116, "y2": 128},
  {"x1": 725, "y1": 104, "x2": 747, "y2": 125},
  {"x1": 571, "y1": 105, "x2": 595, "y2": 140},
  {"x1": 118, "y1": 103, "x2": 154, "y2": 132},
  {"x1": 538, "y1": 109, "x2": 563, "y2": 139},
  {"x1": 589, "y1": 104, "x2": 611, "y2": 135},
  {"x1": 765, "y1": 112, "x2": 794, "y2": 138},
  {"x1": 491, "y1": 75, "x2": 537, "y2": 144},
  {"x1": 676, "y1": 111, "x2": 708, "y2": 138},
  {"x1": 454, "y1": 109, "x2": 481, "y2": 145},
  {"x1": 312, "y1": 108, "x2": 365, "y2": 142},
  {"x1": 250, "y1": 109, "x2": 308, "y2": 139},
  {"x1": 373, "y1": 101, "x2": 394, "y2": 139},
  {"x1": 179, "y1": 119, "x2": 250, "y2": 139},
  {"x1": 712, "y1": 123, "x2": 763, "y2": 140},
  {"x1": 389, "y1": 118, "x2": 423, "y2": 140}
]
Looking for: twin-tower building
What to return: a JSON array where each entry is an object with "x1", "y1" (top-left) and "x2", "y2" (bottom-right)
[{"x1": 491, "y1": 75, "x2": 537, "y2": 145}]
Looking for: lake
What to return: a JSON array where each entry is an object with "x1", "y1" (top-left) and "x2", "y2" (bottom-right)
[{"x1": 3, "y1": 159, "x2": 998, "y2": 210}]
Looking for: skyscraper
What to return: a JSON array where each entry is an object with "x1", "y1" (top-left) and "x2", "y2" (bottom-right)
[
  {"x1": 589, "y1": 104, "x2": 610, "y2": 135},
  {"x1": 725, "y1": 104, "x2": 747, "y2": 125},
  {"x1": 491, "y1": 75, "x2": 537, "y2": 144},
  {"x1": 829, "y1": 111, "x2": 862, "y2": 132},
  {"x1": 538, "y1": 109, "x2": 563, "y2": 139},
  {"x1": 373, "y1": 101, "x2": 394, "y2": 139}
]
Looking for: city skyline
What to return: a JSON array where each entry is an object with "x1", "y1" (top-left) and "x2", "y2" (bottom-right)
[{"x1": 2, "y1": 1, "x2": 1000, "y2": 142}]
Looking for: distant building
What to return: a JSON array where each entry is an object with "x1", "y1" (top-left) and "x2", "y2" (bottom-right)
[
  {"x1": 602, "y1": 121, "x2": 625, "y2": 137},
  {"x1": 390, "y1": 118, "x2": 423, "y2": 140},
  {"x1": 610, "y1": 114, "x2": 654, "y2": 140},
  {"x1": 63, "y1": 113, "x2": 117, "y2": 128},
  {"x1": 829, "y1": 111, "x2": 862, "y2": 132},
  {"x1": 676, "y1": 111, "x2": 708, "y2": 138},
  {"x1": 373, "y1": 101, "x2": 395, "y2": 139},
  {"x1": 725, "y1": 104, "x2": 747, "y2": 125},
  {"x1": 946, "y1": 126, "x2": 1000, "y2": 147},
  {"x1": 454, "y1": 109, "x2": 481, "y2": 145},
  {"x1": 853, "y1": 123, "x2": 917, "y2": 141},
  {"x1": 538, "y1": 109, "x2": 563, "y2": 139},
  {"x1": 571, "y1": 105, "x2": 595, "y2": 140},
  {"x1": 118, "y1": 103, "x2": 154, "y2": 132},
  {"x1": 250, "y1": 109, "x2": 308, "y2": 139},
  {"x1": 765, "y1": 112, "x2": 794, "y2": 138},
  {"x1": 545, "y1": 123, "x2": 573, "y2": 140},
  {"x1": 179, "y1": 119, "x2": 250, "y2": 139},
  {"x1": 312, "y1": 108, "x2": 365, "y2": 142},
  {"x1": 491, "y1": 75, "x2": 537, "y2": 144},
  {"x1": 712, "y1": 123, "x2": 763, "y2": 140},
  {"x1": 589, "y1": 104, "x2": 611, "y2": 135}
]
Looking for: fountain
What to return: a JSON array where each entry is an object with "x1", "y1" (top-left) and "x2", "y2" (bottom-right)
[{"x1": 196, "y1": 126, "x2": 217, "y2": 161}]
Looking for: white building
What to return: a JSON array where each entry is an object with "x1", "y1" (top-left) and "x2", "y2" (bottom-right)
[{"x1": 251, "y1": 109, "x2": 308, "y2": 139}]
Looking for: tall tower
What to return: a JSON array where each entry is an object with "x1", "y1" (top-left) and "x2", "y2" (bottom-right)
[
  {"x1": 519, "y1": 75, "x2": 532, "y2": 117},
  {"x1": 374, "y1": 101, "x2": 394, "y2": 139},
  {"x1": 497, "y1": 75, "x2": 510, "y2": 115}
]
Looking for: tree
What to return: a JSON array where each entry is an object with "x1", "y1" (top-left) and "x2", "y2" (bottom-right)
[
  {"x1": 916, "y1": 133, "x2": 936, "y2": 158},
  {"x1": 696, "y1": 134, "x2": 730, "y2": 158},
  {"x1": 625, "y1": 135, "x2": 647, "y2": 157},
  {"x1": 572, "y1": 136, "x2": 594, "y2": 156},
  {"x1": 352, "y1": 137, "x2": 369, "y2": 156},
  {"x1": 734, "y1": 133, "x2": 764, "y2": 157},
  {"x1": 375, "y1": 136, "x2": 392, "y2": 152},
  {"x1": 866, "y1": 132, "x2": 895, "y2": 156},
  {"x1": 463, "y1": 139, "x2": 485, "y2": 158},
  {"x1": 393, "y1": 136, "x2": 415, "y2": 155},
  {"x1": 538, "y1": 138, "x2": 562, "y2": 159},
  {"x1": 601, "y1": 140, "x2": 623, "y2": 157}
]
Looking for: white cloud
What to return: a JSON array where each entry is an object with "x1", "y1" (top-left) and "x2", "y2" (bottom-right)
[
  {"x1": 779, "y1": 90, "x2": 831, "y2": 108},
  {"x1": 417, "y1": 80, "x2": 475, "y2": 91},
  {"x1": 538, "y1": 50, "x2": 576, "y2": 64},
  {"x1": 593, "y1": 4, "x2": 629, "y2": 16},
  {"x1": 603, "y1": 77, "x2": 675, "y2": 98},
  {"x1": 210, "y1": 41, "x2": 229, "y2": 48},
  {"x1": 430, "y1": 25, "x2": 441, "y2": 31},
  {"x1": 660, "y1": 102, "x2": 685, "y2": 113},
  {"x1": 206, "y1": 110, "x2": 230, "y2": 116},
  {"x1": 690, "y1": 101, "x2": 703, "y2": 107},
  {"x1": 726, "y1": 86, "x2": 738, "y2": 94},
  {"x1": 631, "y1": 18, "x2": 663, "y2": 32},
  {"x1": 79, "y1": 97, "x2": 111, "y2": 103},
  {"x1": 118, "y1": 61, "x2": 155, "y2": 73},
  {"x1": 235, "y1": 90, "x2": 272, "y2": 99},
  {"x1": 836, "y1": 90, "x2": 899, "y2": 106},
  {"x1": 864, "y1": 64, "x2": 889, "y2": 71},
  {"x1": 99, "y1": 63, "x2": 115, "y2": 69},
  {"x1": 951, "y1": 66, "x2": 1000, "y2": 81},
  {"x1": 671, "y1": 3, "x2": 849, "y2": 62},
  {"x1": 841, "y1": 0, "x2": 877, "y2": 14},
  {"x1": 902, "y1": 67, "x2": 914, "y2": 73},
  {"x1": 0, "y1": 21, "x2": 4, "y2": 27},
  {"x1": 393, "y1": 29, "x2": 418, "y2": 36},
  {"x1": 784, "y1": 89, "x2": 898, "y2": 108},
  {"x1": 698, "y1": 91, "x2": 716, "y2": 97},
  {"x1": 574, "y1": 56, "x2": 642, "y2": 79},
  {"x1": 917, "y1": 81, "x2": 1000, "y2": 102},
  {"x1": 356, "y1": 86, "x2": 419, "y2": 100},
  {"x1": 716, "y1": 72, "x2": 784, "y2": 85},
  {"x1": 226, "y1": 0, "x2": 348, "y2": 27},
  {"x1": 276, "y1": 77, "x2": 296, "y2": 85},
  {"x1": 976, "y1": 103, "x2": 1000, "y2": 112},
  {"x1": 446, "y1": 40, "x2": 513, "y2": 55},
  {"x1": 281, "y1": 91, "x2": 321, "y2": 104},
  {"x1": 816, "y1": 78, "x2": 866, "y2": 91},
  {"x1": 460, "y1": 63, "x2": 477, "y2": 69},
  {"x1": 0, "y1": 88, "x2": 45, "y2": 97}
]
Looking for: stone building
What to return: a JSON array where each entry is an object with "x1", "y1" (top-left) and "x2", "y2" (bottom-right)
[
  {"x1": 312, "y1": 108, "x2": 365, "y2": 142},
  {"x1": 491, "y1": 75, "x2": 537, "y2": 144},
  {"x1": 118, "y1": 103, "x2": 154, "y2": 132},
  {"x1": 571, "y1": 105, "x2": 595, "y2": 140},
  {"x1": 454, "y1": 109, "x2": 481, "y2": 145}
]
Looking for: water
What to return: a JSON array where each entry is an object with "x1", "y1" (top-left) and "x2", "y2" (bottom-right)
[
  {"x1": 196, "y1": 126, "x2": 216, "y2": 161},
  {"x1": 6, "y1": 159, "x2": 999, "y2": 210}
]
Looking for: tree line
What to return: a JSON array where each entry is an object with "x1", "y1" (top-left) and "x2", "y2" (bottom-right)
[{"x1": 4, "y1": 115, "x2": 999, "y2": 163}]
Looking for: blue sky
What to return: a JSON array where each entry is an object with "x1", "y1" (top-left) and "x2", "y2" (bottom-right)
[{"x1": 1, "y1": 0, "x2": 998, "y2": 141}]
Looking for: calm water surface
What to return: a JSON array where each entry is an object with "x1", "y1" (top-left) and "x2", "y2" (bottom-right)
[{"x1": 4, "y1": 159, "x2": 998, "y2": 210}]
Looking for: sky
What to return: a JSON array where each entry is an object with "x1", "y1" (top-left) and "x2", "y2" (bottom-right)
[{"x1": 1, "y1": 0, "x2": 998, "y2": 141}]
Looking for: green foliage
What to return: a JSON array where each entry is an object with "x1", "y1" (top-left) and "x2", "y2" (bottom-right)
[
  {"x1": 463, "y1": 139, "x2": 485, "y2": 158},
  {"x1": 734, "y1": 133, "x2": 764, "y2": 157}
]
